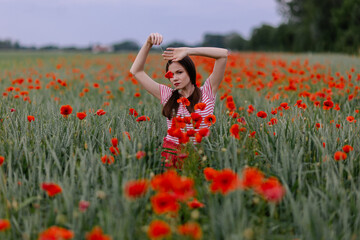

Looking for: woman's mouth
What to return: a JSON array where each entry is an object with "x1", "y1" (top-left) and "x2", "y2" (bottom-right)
[{"x1": 174, "y1": 83, "x2": 180, "y2": 86}]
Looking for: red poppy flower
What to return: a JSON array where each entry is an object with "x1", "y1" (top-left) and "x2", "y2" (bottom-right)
[
  {"x1": 204, "y1": 114, "x2": 216, "y2": 126},
  {"x1": 111, "y1": 138, "x2": 118, "y2": 147},
  {"x1": 229, "y1": 124, "x2": 240, "y2": 139},
  {"x1": 346, "y1": 116, "x2": 356, "y2": 122},
  {"x1": 256, "y1": 177, "x2": 285, "y2": 203},
  {"x1": 41, "y1": 183, "x2": 62, "y2": 197},
  {"x1": 177, "y1": 97, "x2": 190, "y2": 106},
  {"x1": 190, "y1": 113, "x2": 202, "y2": 128},
  {"x1": 147, "y1": 220, "x2": 171, "y2": 240},
  {"x1": 323, "y1": 100, "x2": 334, "y2": 109},
  {"x1": 204, "y1": 167, "x2": 219, "y2": 181},
  {"x1": 129, "y1": 108, "x2": 138, "y2": 117},
  {"x1": 136, "y1": 151, "x2": 146, "y2": 159},
  {"x1": 134, "y1": 92, "x2": 141, "y2": 97},
  {"x1": 226, "y1": 101, "x2": 236, "y2": 111},
  {"x1": 60, "y1": 105, "x2": 73, "y2": 116},
  {"x1": 342, "y1": 145, "x2": 353, "y2": 153},
  {"x1": 256, "y1": 111, "x2": 267, "y2": 118},
  {"x1": 334, "y1": 151, "x2": 347, "y2": 161},
  {"x1": 151, "y1": 192, "x2": 180, "y2": 214},
  {"x1": 124, "y1": 179, "x2": 149, "y2": 199},
  {"x1": 186, "y1": 129, "x2": 196, "y2": 137},
  {"x1": 0, "y1": 219, "x2": 10, "y2": 231},
  {"x1": 195, "y1": 133, "x2": 202, "y2": 143},
  {"x1": 101, "y1": 155, "x2": 115, "y2": 165},
  {"x1": 109, "y1": 146, "x2": 120, "y2": 155},
  {"x1": 209, "y1": 169, "x2": 239, "y2": 195},
  {"x1": 76, "y1": 112, "x2": 87, "y2": 120},
  {"x1": 187, "y1": 198, "x2": 205, "y2": 209},
  {"x1": 165, "y1": 71, "x2": 173, "y2": 79},
  {"x1": 194, "y1": 102, "x2": 206, "y2": 111},
  {"x1": 38, "y1": 226, "x2": 74, "y2": 240},
  {"x1": 136, "y1": 116, "x2": 150, "y2": 122},
  {"x1": 178, "y1": 222, "x2": 202, "y2": 240},
  {"x1": 280, "y1": 102, "x2": 289, "y2": 109},
  {"x1": 198, "y1": 128, "x2": 210, "y2": 137},
  {"x1": 85, "y1": 226, "x2": 111, "y2": 240},
  {"x1": 27, "y1": 115, "x2": 35, "y2": 122},
  {"x1": 96, "y1": 109, "x2": 106, "y2": 116},
  {"x1": 0, "y1": 156, "x2": 4, "y2": 166},
  {"x1": 239, "y1": 167, "x2": 264, "y2": 189}
]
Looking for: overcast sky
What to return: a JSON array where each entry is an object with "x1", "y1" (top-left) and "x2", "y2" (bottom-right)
[{"x1": 0, "y1": 0, "x2": 283, "y2": 47}]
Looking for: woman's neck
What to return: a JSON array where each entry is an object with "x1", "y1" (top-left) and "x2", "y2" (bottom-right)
[{"x1": 179, "y1": 84, "x2": 195, "y2": 98}]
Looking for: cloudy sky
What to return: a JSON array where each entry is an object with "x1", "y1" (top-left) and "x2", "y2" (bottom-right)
[{"x1": 0, "y1": 0, "x2": 283, "y2": 47}]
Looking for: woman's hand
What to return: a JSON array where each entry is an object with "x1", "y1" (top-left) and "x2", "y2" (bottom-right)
[
  {"x1": 162, "y1": 47, "x2": 189, "y2": 61},
  {"x1": 146, "y1": 33, "x2": 163, "y2": 46}
]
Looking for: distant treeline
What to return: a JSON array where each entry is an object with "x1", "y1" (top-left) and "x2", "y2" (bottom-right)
[{"x1": 1, "y1": 0, "x2": 358, "y2": 53}]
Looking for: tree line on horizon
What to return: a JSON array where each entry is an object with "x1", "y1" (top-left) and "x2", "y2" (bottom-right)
[{"x1": 0, "y1": 0, "x2": 358, "y2": 54}]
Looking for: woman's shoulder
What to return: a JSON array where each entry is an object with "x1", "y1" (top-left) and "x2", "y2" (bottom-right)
[
  {"x1": 159, "y1": 84, "x2": 175, "y2": 105},
  {"x1": 200, "y1": 77, "x2": 215, "y2": 101}
]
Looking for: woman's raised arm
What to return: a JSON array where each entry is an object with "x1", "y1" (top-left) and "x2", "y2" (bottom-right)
[
  {"x1": 162, "y1": 47, "x2": 228, "y2": 96},
  {"x1": 130, "y1": 33, "x2": 163, "y2": 100}
]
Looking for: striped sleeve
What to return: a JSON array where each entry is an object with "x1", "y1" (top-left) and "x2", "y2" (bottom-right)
[
  {"x1": 159, "y1": 84, "x2": 173, "y2": 105},
  {"x1": 202, "y1": 77, "x2": 216, "y2": 101}
]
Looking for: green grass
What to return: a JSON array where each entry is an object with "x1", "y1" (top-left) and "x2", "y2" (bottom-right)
[{"x1": 0, "y1": 51, "x2": 360, "y2": 239}]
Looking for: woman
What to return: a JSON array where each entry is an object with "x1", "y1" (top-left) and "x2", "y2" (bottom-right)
[{"x1": 130, "y1": 33, "x2": 228, "y2": 168}]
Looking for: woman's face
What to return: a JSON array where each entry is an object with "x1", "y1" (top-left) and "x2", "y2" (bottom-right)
[{"x1": 168, "y1": 62, "x2": 192, "y2": 90}]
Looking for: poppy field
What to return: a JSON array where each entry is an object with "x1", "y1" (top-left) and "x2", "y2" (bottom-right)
[{"x1": 1, "y1": 51, "x2": 360, "y2": 239}]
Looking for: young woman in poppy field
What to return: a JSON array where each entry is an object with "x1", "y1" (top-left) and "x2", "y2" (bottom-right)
[{"x1": 130, "y1": 33, "x2": 228, "y2": 167}]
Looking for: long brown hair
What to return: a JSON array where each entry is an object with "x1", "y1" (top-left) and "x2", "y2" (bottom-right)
[{"x1": 162, "y1": 56, "x2": 201, "y2": 119}]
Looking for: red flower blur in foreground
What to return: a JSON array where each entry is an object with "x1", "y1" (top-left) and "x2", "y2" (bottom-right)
[
  {"x1": 96, "y1": 109, "x2": 106, "y2": 116},
  {"x1": 239, "y1": 167, "x2": 265, "y2": 189},
  {"x1": 111, "y1": 138, "x2": 118, "y2": 147},
  {"x1": 256, "y1": 111, "x2": 267, "y2": 118},
  {"x1": 204, "y1": 114, "x2": 216, "y2": 126},
  {"x1": 178, "y1": 222, "x2": 202, "y2": 240},
  {"x1": 60, "y1": 105, "x2": 73, "y2": 116},
  {"x1": 0, "y1": 156, "x2": 4, "y2": 166},
  {"x1": 0, "y1": 219, "x2": 10, "y2": 231},
  {"x1": 164, "y1": 71, "x2": 174, "y2": 79},
  {"x1": 194, "y1": 102, "x2": 206, "y2": 111},
  {"x1": 147, "y1": 220, "x2": 171, "y2": 240},
  {"x1": 124, "y1": 179, "x2": 149, "y2": 199},
  {"x1": 342, "y1": 145, "x2": 354, "y2": 153},
  {"x1": 136, "y1": 151, "x2": 146, "y2": 159},
  {"x1": 187, "y1": 198, "x2": 205, "y2": 209},
  {"x1": 76, "y1": 112, "x2": 87, "y2": 120},
  {"x1": 256, "y1": 177, "x2": 285, "y2": 203},
  {"x1": 204, "y1": 167, "x2": 219, "y2": 181},
  {"x1": 230, "y1": 124, "x2": 240, "y2": 139},
  {"x1": 101, "y1": 155, "x2": 115, "y2": 165},
  {"x1": 41, "y1": 183, "x2": 62, "y2": 197},
  {"x1": 151, "y1": 170, "x2": 195, "y2": 201},
  {"x1": 85, "y1": 226, "x2": 112, "y2": 240},
  {"x1": 334, "y1": 151, "x2": 347, "y2": 161},
  {"x1": 209, "y1": 169, "x2": 239, "y2": 195},
  {"x1": 151, "y1": 192, "x2": 180, "y2": 214},
  {"x1": 38, "y1": 226, "x2": 74, "y2": 240},
  {"x1": 27, "y1": 115, "x2": 35, "y2": 122},
  {"x1": 177, "y1": 97, "x2": 190, "y2": 106}
]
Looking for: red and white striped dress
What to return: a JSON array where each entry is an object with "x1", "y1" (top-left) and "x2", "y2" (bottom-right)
[{"x1": 159, "y1": 77, "x2": 216, "y2": 145}]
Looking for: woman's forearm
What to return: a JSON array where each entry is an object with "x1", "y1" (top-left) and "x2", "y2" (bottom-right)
[
  {"x1": 130, "y1": 41, "x2": 152, "y2": 74},
  {"x1": 187, "y1": 47, "x2": 228, "y2": 59}
]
